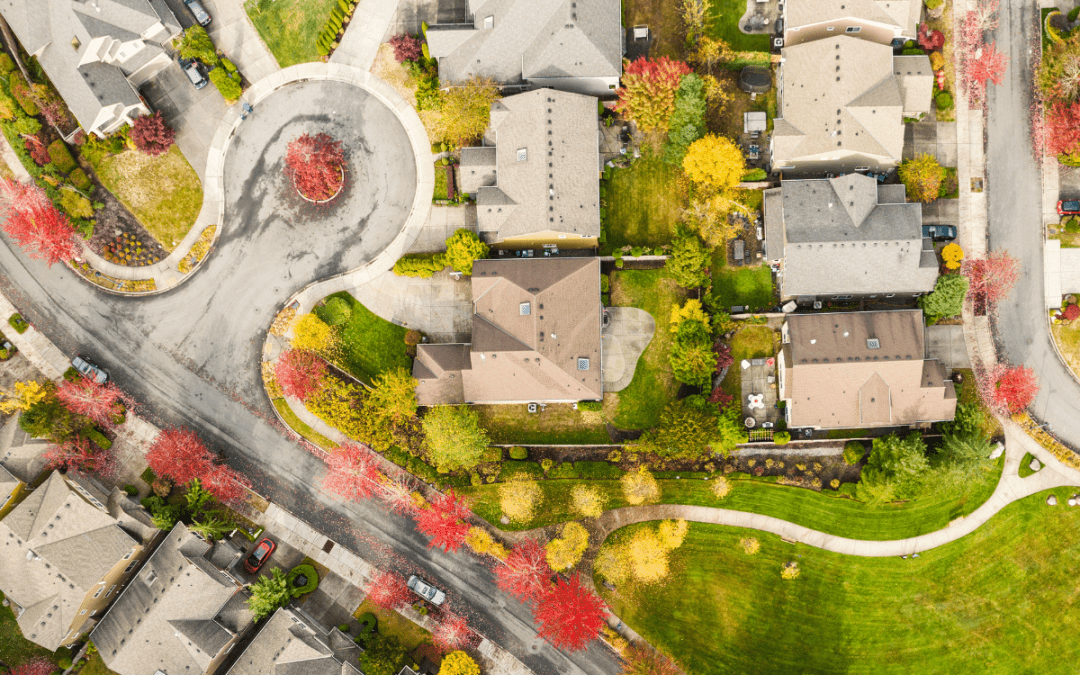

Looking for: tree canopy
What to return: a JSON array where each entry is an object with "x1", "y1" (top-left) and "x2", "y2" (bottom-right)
[
  {"x1": 667, "y1": 229, "x2": 711, "y2": 289},
  {"x1": 919, "y1": 273, "x2": 969, "y2": 320},
  {"x1": 443, "y1": 228, "x2": 489, "y2": 275},
  {"x1": 247, "y1": 568, "x2": 292, "y2": 620},
  {"x1": 421, "y1": 405, "x2": 490, "y2": 472},
  {"x1": 615, "y1": 57, "x2": 692, "y2": 132},
  {"x1": 663, "y1": 74, "x2": 707, "y2": 166},
  {"x1": 857, "y1": 433, "x2": 930, "y2": 503},
  {"x1": 682, "y1": 135, "x2": 745, "y2": 192},
  {"x1": 898, "y1": 154, "x2": 946, "y2": 203}
]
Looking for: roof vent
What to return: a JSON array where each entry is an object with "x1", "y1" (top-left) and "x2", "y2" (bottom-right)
[
  {"x1": 867, "y1": 339, "x2": 880, "y2": 349},
  {"x1": 516, "y1": 148, "x2": 527, "y2": 161},
  {"x1": 577, "y1": 358, "x2": 590, "y2": 371},
  {"x1": 520, "y1": 302, "x2": 531, "y2": 315}
]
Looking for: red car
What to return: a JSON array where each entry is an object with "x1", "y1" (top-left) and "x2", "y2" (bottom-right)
[
  {"x1": 243, "y1": 538, "x2": 276, "y2": 573},
  {"x1": 1059, "y1": 199, "x2": 1080, "y2": 216}
]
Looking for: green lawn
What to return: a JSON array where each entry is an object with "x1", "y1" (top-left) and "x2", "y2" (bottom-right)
[
  {"x1": 80, "y1": 652, "x2": 122, "y2": 675},
  {"x1": 244, "y1": 0, "x2": 337, "y2": 68},
  {"x1": 0, "y1": 593, "x2": 62, "y2": 669},
  {"x1": 433, "y1": 164, "x2": 448, "y2": 200},
  {"x1": 272, "y1": 398, "x2": 335, "y2": 449},
  {"x1": 603, "y1": 157, "x2": 686, "y2": 251},
  {"x1": 711, "y1": 264, "x2": 774, "y2": 311},
  {"x1": 705, "y1": 0, "x2": 774, "y2": 52},
  {"x1": 1018, "y1": 452, "x2": 1039, "y2": 479},
  {"x1": 609, "y1": 269, "x2": 688, "y2": 430},
  {"x1": 314, "y1": 292, "x2": 412, "y2": 384},
  {"x1": 720, "y1": 325, "x2": 776, "y2": 398},
  {"x1": 353, "y1": 599, "x2": 432, "y2": 651},
  {"x1": 599, "y1": 487, "x2": 1080, "y2": 674},
  {"x1": 461, "y1": 453, "x2": 1002, "y2": 539},
  {"x1": 475, "y1": 404, "x2": 610, "y2": 445}
]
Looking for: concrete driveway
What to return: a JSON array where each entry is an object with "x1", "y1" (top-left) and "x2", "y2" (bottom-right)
[
  {"x1": 601, "y1": 307, "x2": 655, "y2": 392},
  {"x1": 903, "y1": 115, "x2": 958, "y2": 167},
  {"x1": 925, "y1": 324, "x2": 970, "y2": 370}
]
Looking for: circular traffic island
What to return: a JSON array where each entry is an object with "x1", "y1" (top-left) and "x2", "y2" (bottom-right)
[{"x1": 285, "y1": 132, "x2": 347, "y2": 203}]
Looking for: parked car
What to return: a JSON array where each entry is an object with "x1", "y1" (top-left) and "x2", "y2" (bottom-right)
[
  {"x1": 921, "y1": 224, "x2": 957, "y2": 241},
  {"x1": 178, "y1": 57, "x2": 208, "y2": 89},
  {"x1": 407, "y1": 575, "x2": 446, "y2": 606},
  {"x1": 71, "y1": 355, "x2": 108, "y2": 384},
  {"x1": 1059, "y1": 200, "x2": 1080, "y2": 216},
  {"x1": 243, "y1": 538, "x2": 276, "y2": 573},
  {"x1": 184, "y1": 0, "x2": 212, "y2": 26}
]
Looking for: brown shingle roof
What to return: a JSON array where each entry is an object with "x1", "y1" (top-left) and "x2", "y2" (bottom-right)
[{"x1": 780, "y1": 310, "x2": 956, "y2": 428}]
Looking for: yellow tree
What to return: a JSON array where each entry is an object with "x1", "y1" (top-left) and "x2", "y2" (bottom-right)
[
  {"x1": 499, "y1": 479, "x2": 541, "y2": 524},
  {"x1": 570, "y1": 484, "x2": 608, "y2": 518},
  {"x1": 627, "y1": 527, "x2": 670, "y2": 583},
  {"x1": 942, "y1": 242, "x2": 964, "y2": 270},
  {"x1": 545, "y1": 521, "x2": 589, "y2": 571},
  {"x1": 594, "y1": 543, "x2": 630, "y2": 583},
  {"x1": 657, "y1": 519, "x2": 689, "y2": 550},
  {"x1": 0, "y1": 380, "x2": 49, "y2": 414},
  {"x1": 432, "y1": 77, "x2": 499, "y2": 147},
  {"x1": 683, "y1": 135, "x2": 745, "y2": 192},
  {"x1": 290, "y1": 313, "x2": 339, "y2": 358},
  {"x1": 681, "y1": 193, "x2": 742, "y2": 248},
  {"x1": 440, "y1": 651, "x2": 480, "y2": 675},
  {"x1": 669, "y1": 298, "x2": 710, "y2": 334},
  {"x1": 621, "y1": 467, "x2": 660, "y2": 506}
]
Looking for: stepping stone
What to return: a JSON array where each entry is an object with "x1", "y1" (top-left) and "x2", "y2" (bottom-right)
[
  {"x1": 1047, "y1": 495, "x2": 1058, "y2": 506},
  {"x1": 1068, "y1": 498, "x2": 1077, "y2": 507},
  {"x1": 1030, "y1": 458, "x2": 1042, "y2": 472},
  {"x1": 988, "y1": 442, "x2": 1004, "y2": 459}
]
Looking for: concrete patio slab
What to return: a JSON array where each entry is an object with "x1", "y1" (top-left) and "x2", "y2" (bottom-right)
[{"x1": 601, "y1": 307, "x2": 655, "y2": 392}]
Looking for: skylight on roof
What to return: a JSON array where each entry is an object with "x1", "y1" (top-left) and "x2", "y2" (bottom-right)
[
  {"x1": 520, "y1": 302, "x2": 531, "y2": 315},
  {"x1": 867, "y1": 339, "x2": 881, "y2": 349},
  {"x1": 516, "y1": 148, "x2": 527, "y2": 162}
]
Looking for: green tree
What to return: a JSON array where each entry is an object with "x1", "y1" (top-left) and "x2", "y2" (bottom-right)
[
  {"x1": 667, "y1": 229, "x2": 711, "y2": 289},
  {"x1": 663, "y1": 74, "x2": 707, "y2": 166},
  {"x1": 422, "y1": 405, "x2": 490, "y2": 472},
  {"x1": 715, "y1": 404, "x2": 748, "y2": 454},
  {"x1": 359, "y1": 368, "x2": 421, "y2": 452},
  {"x1": 184, "y1": 478, "x2": 213, "y2": 513},
  {"x1": 668, "y1": 305, "x2": 714, "y2": 386},
  {"x1": 898, "y1": 154, "x2": 946, "y2": 203},
  {"x1": 177, "y1": 26, "x2": 217, "y2": 65},
  {"x1": 857, "y1": 432, "x2": 929, "y2": 502},
  {"x1": 357, "y1": 633, "x2": 409, "y2": 675},
  {"x1": 190, "y1": 513, "x2": 232, "y2": 541},
  {"x1": 321, "y1": 297, "x2": 352, "y2": 326},
  {"x1": 443, "y1": 228, "x2": 489, "y2": 275},
  {"x1": 645, "y1": 397, "x2": 717, "y2": 458},
  {"x1": 919, "y1": 273, "x2": 969, "y2": 320},
  {"x1": 247, "y1": 568, "x2": 293, "y2": 620},
  {"x1": 430, "y1": 76, "x2": 499, "y2": 146}
]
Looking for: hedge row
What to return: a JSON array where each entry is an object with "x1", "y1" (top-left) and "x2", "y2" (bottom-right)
[
  {"x1": 393, "y1": 252, "x2": 447, "y2": 278},
  {"x1": 316, "y1": 0, "x2": 357, "y2": 57}
]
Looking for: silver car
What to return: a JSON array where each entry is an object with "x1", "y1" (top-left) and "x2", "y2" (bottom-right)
[
  {"x1": 184, "y1": 0, "x2": 212, "y2": 26},
  {"x1": 407, "y1": 575, "x2": 446, "y2": 606},
  {"x1": 71, "y1": 355, "x2": 108, "y2": 384}
]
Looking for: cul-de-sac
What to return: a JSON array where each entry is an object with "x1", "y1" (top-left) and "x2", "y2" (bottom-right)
[{"x1": 0, "y1": 0, "x2": 1077, "y2": 673}]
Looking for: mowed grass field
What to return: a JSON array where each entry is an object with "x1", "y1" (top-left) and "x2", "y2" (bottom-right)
[{"x1": 599, "y1": 487, "x2": 1080, "y2": 674}]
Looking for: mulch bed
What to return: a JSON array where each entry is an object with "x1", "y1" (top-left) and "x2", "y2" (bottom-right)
[{"x1": 81, "y1": 162, "x2": 168, "y2": 266}]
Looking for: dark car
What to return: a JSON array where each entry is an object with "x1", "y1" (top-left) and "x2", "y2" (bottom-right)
[
  {"x1": 243, "y1": 538, "x2": 276, "y2": 573},
  {"x1": 71, "y1": 355, "x2": 108, "y2": 384},
  {"x1": 184, "y1": 0, "x2": 212, "y2": 26},
  {"x1": 1059, "y1": 200, "x2": 1080, "y2": 216},
  {"x1": 178, "y1": 57, "x2": 208, "y2": 89},
  {"x1": 922, "y1": 224, "x2": 957, "y2": 241}
]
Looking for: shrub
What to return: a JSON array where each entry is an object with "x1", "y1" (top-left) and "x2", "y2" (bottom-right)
[
  {"x1": 509, "y1": 446, "x2": 528, "y2": 460},
  {"x1": 540, "y1": 458, "x2": 553, "y2": 471},
  {"x1": 130, "y1": 111, "x2": 176, "y2": 156},
  {"x1": 58, "y1": 657, "x2": 73, "y2": 669},
  {"x1": 498, "y1": 460, "x2": 544, "y2": 481},
  {"x1": 1070, "y1": 6, "x2": 1080, "y2": 21},
  {"x1": 390, "y1": 33, "x2": 423, "y2": 62},
  {"x1": 577, "y1": 400, "x2": 602, "y2": 412},
  {"x1": 123, "y1": 484, "x2": 138, "y2": 496},
  {"x1": 321, "y1": 297, "x2": 352, "y2": 326},
  {"x1": 0, "y1": 54, "x2": 13, "y2": 73},
  {"x1": 773, "y1": 431, "x2": 791, "y2": 445},
  {"x1": 69, "y1": 168, "x2": 91, "y2": 190},
  {"x1": 338, "y1": 624, "x2": 350, "y2": 634},
  {"x1": 209, "y1": 68, "x2": 242, "y2": 103},
  {"x1": 843, "y1": 440, "x2": 865, "y2": 465},
  {"x1": 85, "y1": 427, "x2": 112, "y2": 450},
  {"x1": 935, "y1": 91, "x2": 953, "y2": 110},
  {"x1": 358, "y1": 612, "x2": 377, "y2": 636},
  {"x1": 220, "y1": 57, "x2": 238, "y2": 74},
  {"x1": 924, "y1": 0, "x2": 943, "y2": 8},
  {"x1": 9, "y1": 74, "x2": 38, "y2": 115},
  {"x1": 177, "y1": 26, "x2": 217, "y2": 64},
  {"x1": 1063, "y1": 304, "x2": 1080, "y2": 321},
  {"x1": 393, "y1": 253, "x2": 446, "y2": 277},
  {"x1": 46, "y1": 140, "x2": 76, "y2": 173},
  {"x1": 59, "y1": 190, "x2": 93, "y2": 219},
  {"x1": 287, "y1": 563, "x2": 319, "y2": 596},
  {"x1": 9, "y1": 314, "x2": 28, "y2": 334},
  {"x1": 404, "y1": 330, "x2": 422, "y2": 346},
  {"x1": 929, "y1": 52, "x2": 945, "y2": 71}
]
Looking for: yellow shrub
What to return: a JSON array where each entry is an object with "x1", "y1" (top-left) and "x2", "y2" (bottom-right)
[
  {"x1": 782, "y1": 561, "x2": 800, "y2": 579},
  {"x1": 291, "y1": 313, "x2": 340, "y2": 358},
  {"x1": 710, "y1": 476, "x2": 732, "y2": 499},
  {"x1": 942, "y1": 242, "x2": 964, "y2": 270},
  {"x1": 465, "y1": 526, "x2": 494, "y2": 555},
  {"x1": 621, "y1": 466, "x2": 660, "y2": 506},
  {"x1": 440, "y1": 651, "x2": 480, "y2": 675},
  {"x1": 546, "y1": 521, "x2": 589, "y2": 571},
  {"x1": 0, "y1": 380, "x2": 48, "y2": 414},
  {"x1": 740, "y1": 537, "x2": 760, "y2": 555},
  {"x1": 499, "y1": 479, "x2": 541, "y2": 523},
  {"x1": 570, "y1": 484, "x2": 608, "y2": 518}
]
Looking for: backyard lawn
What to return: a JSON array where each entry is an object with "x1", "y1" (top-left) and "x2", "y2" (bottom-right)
[
  {"x1": 621, "y1": 0, "x2": 686, "y2": 59},
  {"x1": 609, "y1": 269, "x2": 688, "y2": 429},
  {"x1": 314, "y1": 292, "x2": 412, "y2": 384},
  {"x1": 244, "y1": 0, "x2": 338, "y2": 68},
  {"x1": 0, "y1": 594, "x2": 62, "y2": 669},
  {"x1": 705, "y1": 0, "x2": 774, "y2": 52},
  {"x1": 461, "y1": 453, "x2": 1002, "y2": 539},
  {"x1": 711, "y1": 263, "x2": 774, "y2": 311},
  {"x1": 475, "y1": 404, "x2": 611, "y2": 445},
  {"x1": 604, "y1": 157, "x2": 687, "y2": 251},
  {"x1": 599, "y1": 487, "x2": 1080, "y2": 674},
  {"x1": 92, "y1": 146, "x2": 203, "y2": 251},
  {"x1": 720, "y1": 324, "x2": 776, "y2": 398}
]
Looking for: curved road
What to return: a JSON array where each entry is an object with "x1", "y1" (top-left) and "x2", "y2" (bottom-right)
[
  {"x1": 0, "y1": 80, "x2": 620, "y2": 675},
  {"x1": 987, "y1": 0, "x2": 1080, "y2": 449}
]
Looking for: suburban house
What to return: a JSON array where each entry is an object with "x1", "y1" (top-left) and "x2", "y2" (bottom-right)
[
  {"x1": 460, "y1": 88, "x2": 601, "y2": 247},
  {"x1": 0, "y1": 0, "x2": 182, "y2": 137},
  {"x1": 783, "y1": 0, "x2": 921, "y2": 47},
  {"x1": 226, "y1": 608, "x2": 362, "y2": 675},
  {"x1": 0, "y1": 471, "x2": 159, "y2": 650},
  {"x1": 425, "y1": 0, "x2": 623, "y2": 97},
  {"x1": 0, "y1": 413, "x2": 51, "y2": 483},
  {"x1": 772, "y1": 35, "x2": 933, "y2": 175},
  {"x1": 763, "y1": 173, "x2": 938, "y2": 300},
  {"x1": 779, "y1": 309, "x2": 957, "y2": 429},
  {"x1": 413, "y1": 258, "x2": 603, "y2": 405},
  {"x1": 92, "y1": 522, "x2": 254, "y2": 675}
]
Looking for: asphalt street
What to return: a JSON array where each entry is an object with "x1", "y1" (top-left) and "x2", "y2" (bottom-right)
[
  {"x1": 0, "y1": 81, "x2": 619, "y2": 674},
  {"x1": 987, "y1": 0, "x2": 1080, "y2": 448}
]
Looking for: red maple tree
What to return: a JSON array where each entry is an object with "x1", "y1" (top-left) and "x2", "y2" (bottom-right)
[
  {"x1": 365, "y1": 570, "x2": 411, "y2": 609},
  {"x1": 274, "y1": 349, "x2": 327, "y2": 401},
  {"x1": 432, "y1": 612, "x2": 471, "y2": 651},
  {"x1": 533, "y1": 574, "x2": 606, "y2": 652},
  {"x1": 130, "y1": 112, "x2": 176, "y2": 156},
  {"x1": 389, "y1": 33, "x2": 423, "y2": 63},
  {"x1": 322, "y1": 443, "x2": 382, "y2": 502},
  {"x1": 200, "y1": 462, "x2": 252, "y2": 504},
  {"x1": 146, "y1": 427, "x2": 215, "y2": 486},
  {"x1": 285, "y1": 133, "x2": 345, "y2": 202},
  {"x1": 414, "y1": 489, "x2": 471, "y2": 552},
  {"x1": 0, "y1": 179, "x2": 79, "y2": 266},
  {"x1": 495, "y1": 539, "x2": 552, "y2": 603},
  {"x1": 57, "y1": 378, "x2": 133, "y2": 428},
  {"x1": 1046, "y1": 100, "x2": 1080, "y2": 156},
  {"x1": 10, "y1": 659, "x2": 56, "y2": 675},
  {"x1": 917, "y1": 23, "x2": 945, "y2": 51},
  {"x1": 964, "y1": 40, "x2": 1008, "y2": 102},
  {"x1": 979, "y1": 363, "x2": 1039, "y2": 415},
  {"x1": 614, "y1": 57, "x2": 692, "y2": 132},
  {"x1": 43, "y1": 436, "x2": 114, "y2": 476},
  {"x1": 961, "y1": 250, "x2": 1020, "y2": 313},
  {"x1": 621, "y1": 643, "x2": 681, "y2": 675},
  {"x1": 376, "y1": 472, "x2": 418, "y2": 514}
]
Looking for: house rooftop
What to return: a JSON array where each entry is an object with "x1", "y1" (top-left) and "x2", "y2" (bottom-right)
[{"x1": 226, "y1": 608, "x2": 361, "y2": 675}]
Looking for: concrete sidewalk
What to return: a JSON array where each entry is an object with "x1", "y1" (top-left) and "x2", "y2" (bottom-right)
[{"x1": 331, "y1": 0, "x2": 401, "y2": 71}]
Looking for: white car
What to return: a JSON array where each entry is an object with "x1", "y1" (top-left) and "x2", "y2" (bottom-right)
[{"x1": 407, "y1": 575, "x2": 446, "y2": 606}]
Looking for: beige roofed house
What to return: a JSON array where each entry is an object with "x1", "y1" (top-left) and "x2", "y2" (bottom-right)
[
  {"x1": 413, "y1": 258, "x2": 603, "y2": 405},
  {"x1": 772, "y1": 35, "x2": 932, "y2": 176},
  {"x1": 0, "y1": 472, "x2": 155, "y2": 651},
  {"x1": 784, "y1": 0, "x2": 921, "y2": 47},
  {"x1": 226, "y1": 608, "x2": 362, "y2": 675},
  {"x1": 779, "y1": 310, "x2": 956, "y2": 429},
  {"x1": 460, "y1": 89, "x2": 601, "y2": 246}
]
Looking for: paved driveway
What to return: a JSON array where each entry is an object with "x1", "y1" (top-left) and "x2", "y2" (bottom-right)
[
  {"x1": 141, "y1": 60, "x2": 230, "y2": 180},
  {"x1": 903, "y1": 116, "x2": 958, "y2": 167}
]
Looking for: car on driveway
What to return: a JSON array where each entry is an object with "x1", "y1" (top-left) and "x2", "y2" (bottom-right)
[
  {"x1": 407, "y1": 575, "x2": 446, "y2": 606},
  {"x1": 1059, "y1": 200, "x2": 1080, "y2": 216},
  {"x1": 184, "y1": 0, "x2": 212, "y2": 26},
  {"x1": 922, "y1": 224, "x2": 957, "y2": 241},
  {"x1": 178, "y1": 57, "x2": 208, "y2": 89},
  {"x1": 71, "y1": 355, "x2": 108, "y2": 384},
  {"x1": 244, "y1": 538, "x2": 276, "y2": 573}
]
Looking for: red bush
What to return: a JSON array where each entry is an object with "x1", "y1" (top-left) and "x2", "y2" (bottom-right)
[
  {"x1": 917, "y1": 23, "x2": 945, "y2": 51},
  {"x1": 389, "y1": 33, "x2": 423, "y2": 63},
  {"x1": 130, "y1": 111, "x2": 176, "y2": 156},
  {"x1": 274, "y1": 349, "x2": 327, "y2": 401},
  {"x1": 285, "y1": 133, "x2": 345, "y2": 201},
  {"x1": 25, "y1": 135, "x2": 49, "y2": 166},
  {"x1": 1064, "y1": 304, "x2": 1080, "y2": 321}
]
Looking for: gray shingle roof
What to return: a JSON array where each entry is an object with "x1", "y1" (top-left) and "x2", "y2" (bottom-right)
[
  {"x1": 227, "y1": 609, "x2": 361, "y2": 675},
  {"x1": 472, "y1": 89, "x2": 600, "y2": 240},
  {"x1": 0, "y1": 472, "x2": 138, "y2": 651},
  {"x1": 769, "y1": 175, "x2": 937, "y2": 296},
  {"x1": 893, "y1": 55, "x2": 934, "y2": 115},
  {"x1": 0, "y1": 414, "x2": 50, "y2": 484},
  {"x1": 427, "y1": 0, "x2": 621, "y2": 86}
]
